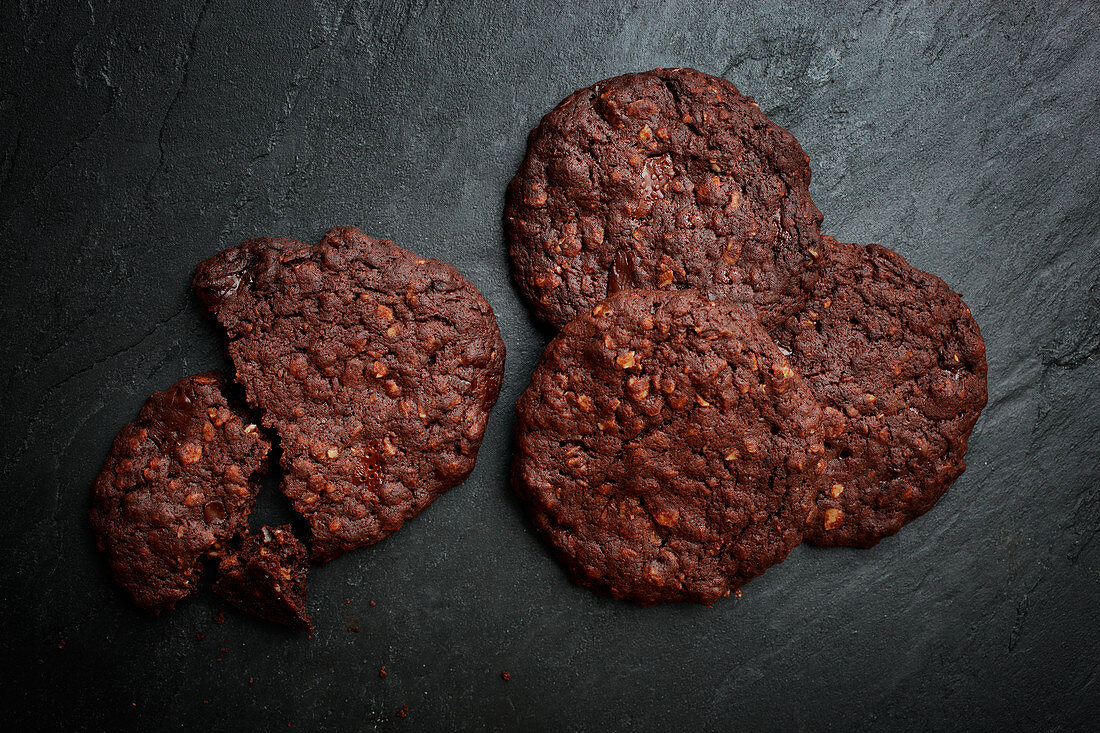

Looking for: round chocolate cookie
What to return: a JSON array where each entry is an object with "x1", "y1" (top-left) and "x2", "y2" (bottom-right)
[
  {"x1": 505, "y1": 67, "x2": 823, "y2": 331},
  {"x1": 193, "y1": 227, "x2": 505, "y2": 562},
  {"x1": 90, "y1": 372, "x2": 270, "y2": 613},
  {"x1": 776, "y1": 237, "x2": 988, "y2": 547},
  {"x1": 513, "y1": 290, "x2": 826, "y2": 604}
]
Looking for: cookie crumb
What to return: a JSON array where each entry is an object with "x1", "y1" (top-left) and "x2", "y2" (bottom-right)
[
  {"x1": 500, "y1": 671, "x2": 511, "y2": 681},
  {"x1": 396, "y1": 705, "x2": 408, "y2": 718},
  {"x1": 379, "y1": 665, "x2": 387, "y2": 679},
  {"x1": 369, "y1": 600, "x2": 376, "y2": 607}
]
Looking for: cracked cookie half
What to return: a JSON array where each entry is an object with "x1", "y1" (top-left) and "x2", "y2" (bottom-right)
[{"x1": 90, "y1": 372, "x2": 270, "y2": 613}]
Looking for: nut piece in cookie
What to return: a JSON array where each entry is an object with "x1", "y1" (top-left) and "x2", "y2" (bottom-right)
[
  {"x1": 193, "y1": 227, "x2": 506, "y2": 562},
  {"x1": 213, "y1": 525, "x2": 312, "y2": 632},
  {"x1": 90, "y1": 372, "x2": 270, "y2": 613},
  {"x1": 506, "y1": 67, "x2": 823, "y2": 330},
  {"x1": 513, "y1": 289, "x2": 826, "y2": 604},
  {"x1": 775, "y1": 237, "x2": 988, "y2": 547}
]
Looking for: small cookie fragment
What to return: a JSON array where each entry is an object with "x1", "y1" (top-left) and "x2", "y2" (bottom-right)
[
  {"x1": 513, "y1": 289, "x2": 826, "y2": 604},
  {"x1": 506, "y1": 67, "x2": 823, "y2": 330},
  {"x1": 193, "y1": 227, "x2": 505, "y2": 561},
  {"x1": 90, "y1": 372, "x2": 270, "y2": 613},
  {"x1": 213, "y1": 525, "x2": 312, "y2": 632},
  {"x1": 776, "y1": 237, "x2": 988, "y2": 547}
]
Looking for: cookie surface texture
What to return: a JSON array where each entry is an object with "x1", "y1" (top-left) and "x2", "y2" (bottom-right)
[
  {"x1": 777, "y1": 237, "x2": 988, "y2": 547},
  {"x1": 193, "y1": 227, "x2": 505, "y2": 561},
  {"x1": 514, "y1": 290, "x2": 825, "y2": 604},
  {"x1": 90, "y1": 372, "x2": 270, "y2": 613},
  {"x1": 506, "y1": 67, "x2": 823, "y2": 330}
]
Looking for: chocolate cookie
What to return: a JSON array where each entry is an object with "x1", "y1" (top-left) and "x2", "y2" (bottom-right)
[
  {"x1": 513, "y1": 290, "x2": 826, "y2": 604},
  {"x1": 90, "y1": 372, "x2": 270, "y2": 613},
  {"x1": 505, "y1": 67, "x2": 823, "y2": 330},
  {"x1": 777, "y1": 237, "x2": 988, "y2": 547},
  {"x1": 193, "y1": 227, "x2": 506, "y2": 562},
  {"x1": 213, "y1": 525, "x2": 312, "y2": 631}
]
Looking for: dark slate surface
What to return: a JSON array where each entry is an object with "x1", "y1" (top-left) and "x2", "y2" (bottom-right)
[{"x1": 2, "y1": 1, "x2": 1098, "y2": 730}]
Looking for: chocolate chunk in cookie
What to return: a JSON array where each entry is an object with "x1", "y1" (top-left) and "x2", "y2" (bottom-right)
[
  {"x1": 506, "y1": 67, "x2": 823, "y2": 330},
  {"x1": 776, "y1": 238, "x2": 988, "y2": 547},
  {"x1": 513, "y1": 290, "x2": 825, "y2": 604},
  {"x1": 90, "y1": 372, "x2": 270, "y2": 613},
  {"x1": 213, "y1": 525, "x2": 312, "y2": 632},
  {"x1": 193, "y1": 227, "x2": 506, "y2": 562}
]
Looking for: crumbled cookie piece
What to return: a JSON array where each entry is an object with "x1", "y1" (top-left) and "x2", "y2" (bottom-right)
[{"x1": 213, "y1": 525, "x2": 312, "y2": 632}]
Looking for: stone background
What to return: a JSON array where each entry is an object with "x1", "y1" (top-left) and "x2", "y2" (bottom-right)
[{"x1": 2, "y1": 0, "x2": 1097, "y2": 729}]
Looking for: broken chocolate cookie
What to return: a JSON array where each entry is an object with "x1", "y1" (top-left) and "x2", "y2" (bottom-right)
[{"x1": 193, "y1": 227, "x2": 505, "y2": 562}]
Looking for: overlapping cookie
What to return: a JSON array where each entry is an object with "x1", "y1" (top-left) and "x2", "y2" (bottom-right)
[
  {"x1": 506, "y1": 67, "x2": 823, "y2": 330},
  {"x1": 508, "y1": 69, "x2": 988, "y2": 602},
  {"x1": 775, "y1": 237, "x2": 987, "y2": 547}
]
